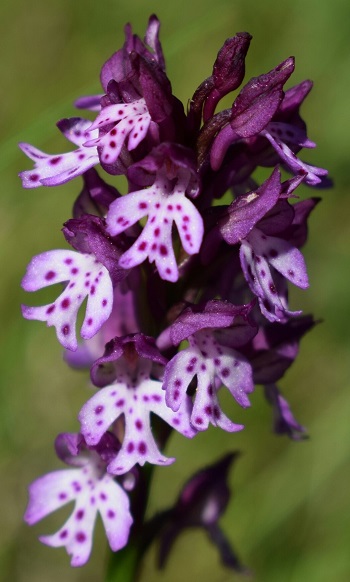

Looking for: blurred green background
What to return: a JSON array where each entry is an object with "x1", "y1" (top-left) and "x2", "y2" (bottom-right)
[{"x1": 1, "y1": 0, "x2": 349, "y2": 580}]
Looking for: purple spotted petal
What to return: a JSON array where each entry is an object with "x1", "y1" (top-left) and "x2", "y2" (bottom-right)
[
  {"x1": 164, "y1": 332, "x2": 253, "y2": 432},
  {"x1": 21, "y1": 250, "x2": 113, "y2": 350},
  {"x1": 79, "y1": 375, "x2": 194, "y2": 475},
  {"x1": 24, "y1": 469, "x2": 81, "y2": 524},
  {"x1": 248, "y1": 228, "x2": 309, "y2": 288},
  {"x1": 106, "y1": 169, "x2": 203, "y2": 282},
  {"x1": 25, "y1": 461, "x2": 132, "y2": 567},
  {"x1": 267, "y1": 121, "x2": 316, "y2": 148},
  {"x1": 84, "y1": 99, "x2": 151, "y2": 164},
  {"x1": 239, "y1": 237, "x2": 303, "y2": 322},
  {"x1": 19, "y1": 119, "x2": 99, "y2": 188},
  {"x1": 57, "y1": 118, "x2": 97, "y2": 147},
  {"x1": 191, "y1": 369, "x2": 244, "y2": 432},
  {"x1": 263, "y1": 131, "x2": 328, "y2": 185}
]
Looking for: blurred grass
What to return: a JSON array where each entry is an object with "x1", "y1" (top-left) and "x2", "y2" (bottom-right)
[{"x1": 1, "y1": 0, "x2": 349, "y2": 580}]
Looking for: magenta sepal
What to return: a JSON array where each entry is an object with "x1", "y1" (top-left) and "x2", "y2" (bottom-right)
[
  {"x1": 21, "y1": 249, "x2": 113, "y2": 350},
  {"x1": 24, "y1": 433, "x2": 133, "y2": 567}
]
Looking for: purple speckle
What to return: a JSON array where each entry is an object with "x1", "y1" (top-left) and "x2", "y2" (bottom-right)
[
  {"x1": 29, "y1": 174, "x2": 39, "y2": 182},
  {"x1": 46, "y1": 304, "x2": 55, "y2": 315},
  {"x1": 50, "y1": 156, "x2": 62, "y2": 165},
  {"x1": 159, "y1": 245, "x2": 168, "y2": 256},
  {"x1": 61, "y1": 298, "x2": 70, "y2": 309},
  {"x1": 204, "y1": 405, "x2": 212, "y2": 416},
  {"x1": 221, "y1": 368, "x2": 230, "y2": 378},
  {"x1": 127, "y1": 442, "x2": 134, "y2": 453},
  {"x1": 107, "y1": 509, "x2": 115, "y2": 519},
  {"x1": 135, "y1": 419, "x2": 143, "y2": 430},
  {"x1": 152, "y1": 394, "x2": 161, "y2": 402},
  {"x1": 62, "y1": 324, "x2": 70, "y2": 336},
  {"x1": 76, "y1": 532, "x2": 86, "y2": 543},
  {"x1": 71, "y1": 267, "x2": 79, "y2": 275},
  {"x1": 102, "y1": 299, "x2": 108, "y2": 307},
  {"x1": 95, "y1": 405, "x2": 104, "y2": 415},
  {"x1": 116, "y1": 399, "x2": 125, "y2": 407},
  {"x1": 195, "y1": 417, "x2": 203, "y2": 425},
  {"x1": 58, "y1": 492, "x2": 67, "y2": 500},
  {"x1": 59, "y1": 530, "x2": 68, "y2": 539},
  {"x1": 76, "y1": 509, "x2": 84, "y2": 520},
  {"x1": 45, "y1": 270, "x2": 56, "y2": 281},
  {"x1": 64, "y1": 258, "x2": 73, "y2": 265},
  {"x1": 72, "y1": 481, "x2": 82, "y2": 492},
  {"x1": 138, "y1": 441, "x2": 147, "y2": 455}
]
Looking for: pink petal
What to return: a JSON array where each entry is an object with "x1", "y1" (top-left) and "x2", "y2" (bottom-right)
[
  {"x1": 19, "y1": 120, "x2": 99, "y2": 189},
  {"x1": 24, "y1": 469, "x2": 81, "y2": 524},
  {"x1": 21, "y1": 250, "x2": 113, "y2": 350},
  {"x1": 39, "y1": 502, "x2": 96, "y2": 567},
  {"x1": 95, "y1": 475, "x2": 133, "y2": 552}
]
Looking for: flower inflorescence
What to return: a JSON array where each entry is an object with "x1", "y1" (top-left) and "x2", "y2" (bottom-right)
[{"x1": 20, "y1": 15, "x2": 327, "y2": 568}]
